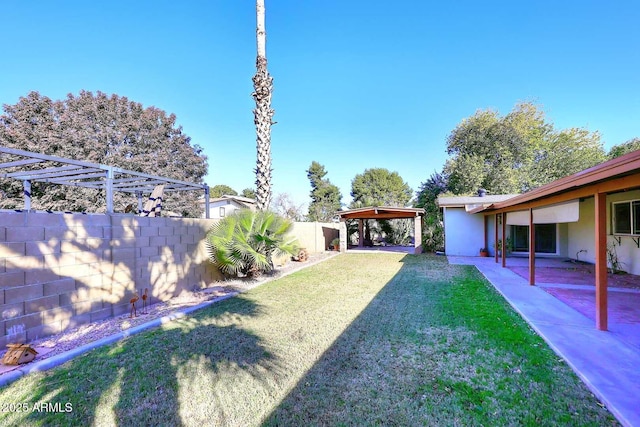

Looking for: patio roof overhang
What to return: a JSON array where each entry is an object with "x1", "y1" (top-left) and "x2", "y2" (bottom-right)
[
  {"x1": 336, "y1": 206, "x2": 425, "y2": 220},
  {"x1": 0, "y1": 146, "x2": 211, "y2": 216},
  {"x1": 465, "y1": 149, "x2": 640, "y2": 331},
  {"x1": 468, "y1": 150, "x2": 640, "y2": 215}
]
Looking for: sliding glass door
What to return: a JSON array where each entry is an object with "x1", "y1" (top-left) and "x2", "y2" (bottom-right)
[{"x1": 512, "y1": 224, "x2": 557, "y2": 254}]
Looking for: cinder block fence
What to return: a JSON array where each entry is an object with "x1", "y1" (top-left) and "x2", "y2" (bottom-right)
[{"x1": 0, "y1": 211, "x2": 221, "y2": 347}]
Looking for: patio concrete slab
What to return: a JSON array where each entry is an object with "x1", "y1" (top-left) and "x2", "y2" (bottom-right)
[{"x1": 448, "y1": 256, "x2": 640, "y2": 427}]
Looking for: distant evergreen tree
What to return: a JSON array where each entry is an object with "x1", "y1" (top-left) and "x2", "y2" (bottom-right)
[
  {"x1": 307, "y1": 161, "x2": 342, "y2": 222},
  {"x1": 210, "y1": 185, "x2": 237, "y2": 198}
]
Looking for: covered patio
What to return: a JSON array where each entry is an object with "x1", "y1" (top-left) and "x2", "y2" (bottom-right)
[
  {"x1": 335, "y1": 206, "x2": 425, "y2": 254},
  {"x1": 470, "y1": 150, "x2": 640, "y2": 331}
]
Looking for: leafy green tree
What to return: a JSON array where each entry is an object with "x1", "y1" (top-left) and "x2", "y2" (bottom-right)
[
  {"x1": 414, "y1": 171, "x2": 448, "y2": 252},
  {"x1": 350, "y1": 168, "x2": 412, "y2": 207},
  {"x1": 529, "y1": 128, "x2": 606, "y2": 186},
  {"x1": 209, "y1": 185, "x2": 238, "y2": 198},
  {"x1": 241, "y1": 188, "x2": 257, "y2": 199},
  {"x1": 446, "y1": 102, "x2": 551, "y2": 194},
  {"x1": 205, "y1": 209, "x2": 298, "y2": 277},
  {"x1": 307, "y1": 161, "x2": 342, "y2": 222},
  {"x1": 0, "y1": 90, "x2": 207, "y2": 216},
  {"x1": 609, "y1": 138, "x2": 640, "y2": 159},
  {"x1": 444, "y1": 102, "x2": 604, "y2": 195}
]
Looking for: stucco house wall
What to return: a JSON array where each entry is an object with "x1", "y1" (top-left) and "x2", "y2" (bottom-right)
[
  {"x1": 606, "y1": 190, "x2": 640, "y2": 275},
  {"x1": 567, "y1": 198, "x2": 596, "y2": 264},
  {"x1": 567, "y1": 191, "x2": 640, "y2": 275},
  {"x1": 443, "y1": 207, "x2": 485, "y2": 256}
]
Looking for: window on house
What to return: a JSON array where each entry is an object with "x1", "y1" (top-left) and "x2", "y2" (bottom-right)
[
  {"x1": 612, "y1": 200, "x2": 640, "y2": 235},
  {"x1": 219, "y1": 207, "x2": 225, "y2": 217}
]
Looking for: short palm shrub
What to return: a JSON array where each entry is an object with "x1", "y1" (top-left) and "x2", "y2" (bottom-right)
[{"x1": 206, "y1": 209, "x2": 299, "y2": 277}]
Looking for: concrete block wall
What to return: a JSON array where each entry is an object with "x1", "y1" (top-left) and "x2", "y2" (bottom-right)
[
  {"x1": 290, "y1": 222, "x2": 340, "y2": 253},
  {"x1": 0, "y1": 211, "x2": 221, "y2": 347}
]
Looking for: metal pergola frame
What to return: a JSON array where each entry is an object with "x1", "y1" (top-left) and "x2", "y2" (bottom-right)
[{"x1": 0, "y1": 146, "x2": 211, "y2": 217}]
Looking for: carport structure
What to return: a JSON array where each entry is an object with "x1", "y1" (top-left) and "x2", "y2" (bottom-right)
[
  {"x1": 336, "y1": 206, "x2": 425, "y2": 254},
  {"x1": 0, "y1": 146, "x2": 212, "y2": 217}
]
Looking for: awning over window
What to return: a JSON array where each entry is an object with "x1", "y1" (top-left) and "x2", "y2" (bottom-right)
[{"x1": 506, "y1": 200, "x2": 580, "y2": 225}]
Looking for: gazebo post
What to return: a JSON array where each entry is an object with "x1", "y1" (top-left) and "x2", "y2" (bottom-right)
[
  {"x1": 105, "y1": 167, "x2": 114, "y2": 213},
  {"x1": 414, "y1": 213, "x2": 422, "y2": 254},
  {"x1": 358, "y1": 219, "x2": 364, "y2": 247},
  {"x1": 204, "y1": 184, "x2": 210, "y2": 219},
  {"x1": 23, "y1": 180, "x2": 31, "y2": 211},
  {"x1": 339, "y1": 219, "x2": 347, "y2": 253},
  {"x1": 136, "y1": 191, "x2": 143, "y2": 214}
]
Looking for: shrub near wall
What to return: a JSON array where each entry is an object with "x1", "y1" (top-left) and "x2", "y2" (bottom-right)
[{"x1": 0, "y1": 211, "x2": 221, "y2": 347}]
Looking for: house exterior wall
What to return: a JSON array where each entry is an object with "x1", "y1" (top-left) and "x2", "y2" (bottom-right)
[
  {"x1": 443, "y1": 207, "x2": 485, "y2": 256},
  {"x1": 202, "y1": 200, "x2": 246, "y2": 219},
  {"x1": 607, "y1": 190, "x2": 640, "y2": 275},
  {"x1": 0, "y1": 211, "x2": 222, "y2": 348},
  {"x1": 566, "y1": 191, "x2": 640, "y2": 275}
]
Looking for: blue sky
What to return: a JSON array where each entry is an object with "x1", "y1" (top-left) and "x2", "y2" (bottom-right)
[{"x1": 1, "y1": 1, "x2": 639, "y2": 209}]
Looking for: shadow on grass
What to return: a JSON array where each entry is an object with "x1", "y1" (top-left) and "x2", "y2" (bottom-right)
[
  {"x1": 0, "y1": 295, "x2": 278, "y2": 426},
  {"x1": 262, "y1": 254, "x2": 618, "y2": 426}
]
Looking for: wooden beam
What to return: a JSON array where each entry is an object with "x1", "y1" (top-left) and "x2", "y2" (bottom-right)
[
  {"x1": 358, "y1": 219, "x2": 364, "y2": 247},
  {"x1": 494, "y1": 214, "x2": 499, "y2": 263},
  {"x1": 595, "y1": 192, "x2": 608, "y2": 331},
  {"x1": 501, "y1": 212, "x2": 507, "y2": 268},
  {"x1": 490, "y1": 173, "x2": 640, "y2": 214},
  {"x1": 0, "y1": 158, "x2": 43, "y2": 169},
  {"x1": 529, "y1": 208, "x2": 535, "y2": 286}
]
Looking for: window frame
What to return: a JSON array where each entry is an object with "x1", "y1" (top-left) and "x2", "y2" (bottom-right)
[
  {"x1": 219, "y1": 206, "x2": 225, "y2": 217},
  {"x1": 612, "y1": 200, "x2": 640, "y2": 236}
]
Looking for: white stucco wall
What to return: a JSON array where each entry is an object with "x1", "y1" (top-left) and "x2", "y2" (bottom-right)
[
  {"x1": 567, "y1": 191, "x2": 640, "y2": 275},
  {"x1": 443, "y1": 207, "x2": 485, "y2": 256}
]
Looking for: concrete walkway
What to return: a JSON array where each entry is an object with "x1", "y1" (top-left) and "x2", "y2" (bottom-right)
[{"x1": 448, "y1": 256, "x2": 640, "y2": 427}]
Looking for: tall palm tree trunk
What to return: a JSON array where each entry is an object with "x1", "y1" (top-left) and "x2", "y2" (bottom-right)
[{"x1": 253, "y1": 0, "x2": 274, "y2": 211}]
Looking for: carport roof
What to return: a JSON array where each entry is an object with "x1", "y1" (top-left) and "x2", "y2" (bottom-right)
[{"x1": 336, "y1": 206, "x2": 425, "y2": 220}]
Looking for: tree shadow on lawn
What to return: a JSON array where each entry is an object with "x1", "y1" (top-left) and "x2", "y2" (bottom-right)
[
  {"x1": 263, "y1": 254, "x2": 618, "y2": 426},
  {"x1": 0, "y1": 295, "x2": 281, "y2": 426}
]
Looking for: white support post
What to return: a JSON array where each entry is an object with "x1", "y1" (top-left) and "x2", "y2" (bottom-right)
[
  {"x1": 204, "y1": 184, "x2": 210, "y2": 219},
  {"x1": 136, "y1": 191, "x2": 143, "y2": 214},
  {"x1": 106, "y1": 168, "x2": 114, "y2": 213},
  {"x1": 414, "y1": 214, "x2": 423, "y2": 254},
  {"x1": 23, "y1": 180, "x2": 31, "y2": 211}
]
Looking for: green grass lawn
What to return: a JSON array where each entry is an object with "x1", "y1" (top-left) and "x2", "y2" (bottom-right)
[{"x1": 0, "y1": 254, "x2": 618, "y2": 426}]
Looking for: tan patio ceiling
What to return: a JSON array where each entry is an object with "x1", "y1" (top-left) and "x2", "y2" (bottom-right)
[{"x1": 336, "y1": 206, "x2": 425, "y2": 220}]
